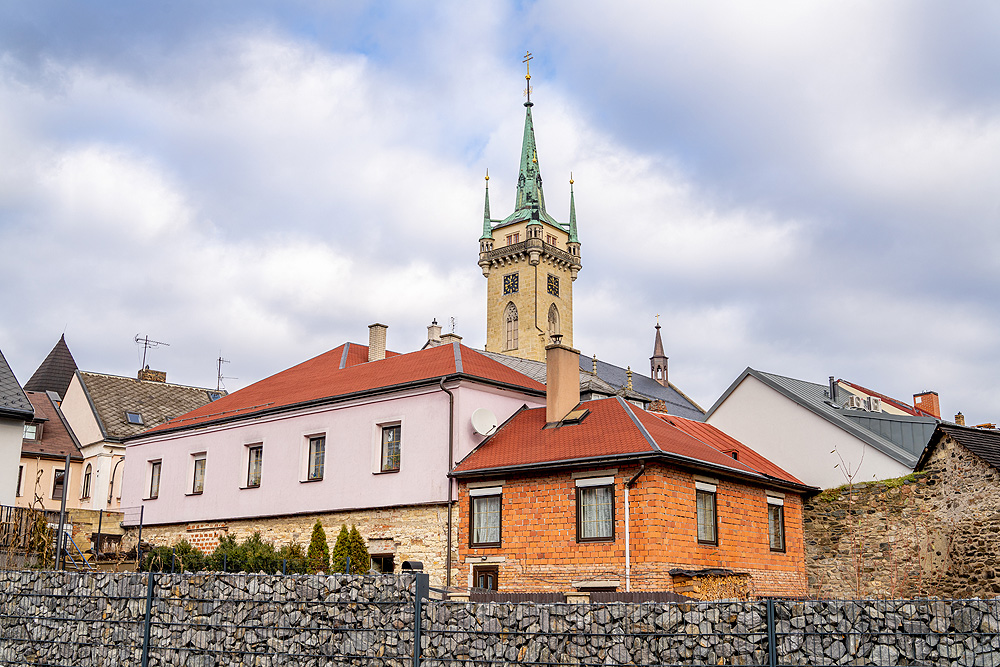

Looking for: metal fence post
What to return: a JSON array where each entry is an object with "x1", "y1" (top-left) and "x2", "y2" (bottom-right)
[
  {"x1": 766, "y1": 598, "x2": 777, "y2": 667},
  {"x1": 412, "y1": 572, "x2": 429, "y2": 667},
  {"x1": 141, "y1": 571, "x2": 156, "y2": 667}
]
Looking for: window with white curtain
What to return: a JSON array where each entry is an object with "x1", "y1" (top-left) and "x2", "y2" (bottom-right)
[
  {"x1": 470, "y1": 488, "x2": 502, "y2": 547},
  {"x1": 696, "y1": 484, "x2": 717, "y2": 545},
  {"x1": 577, "y1": 483, "x2": 614, "y2": 542}
]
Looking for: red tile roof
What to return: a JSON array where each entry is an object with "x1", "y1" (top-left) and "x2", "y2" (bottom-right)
[
  {"x1": 143, "y1": 342, "x2": 544, "y2": 435},
  {"x1": 22, "y1": 391, "x2": 83, "y2": 460},
  {"x1": 452, "y1": 397, "x2": 807, "y2": 488}
]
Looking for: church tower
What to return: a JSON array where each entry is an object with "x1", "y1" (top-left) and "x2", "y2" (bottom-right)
[
  {"x1": 650, "y1": 319, "x2": 669, "y2": 387},
  {"x1": 479, "y1": 53, "x2": 582, "y2": 362}
]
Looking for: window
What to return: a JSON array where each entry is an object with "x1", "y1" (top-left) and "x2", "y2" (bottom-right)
[
  {"x1": 23, "y1": 423, "x2": 39, "y2": 440},
  {"x1": 52, "y1": 469, "x2": 65, "y2": 501},
  {"x1": 192, "y1": 456, "x2": 206, "y2": 494},
  {"x1": 505, "y1": 232, "x2": 520, "y2": 246},
  {"x1": 696, "y1": 482, "x2": 717, "y2": 545},
  {"x1": 149, "y1": 461, "x2": 161, "y2": 499},
  {"x1": 577, "y1": 479, "x2": 615, "y2": 542},
  {"x1": 546, "y1": 233, "x2": 557, "y2": 246},
  {"x1": 547, "y1": 303, "x2": 560, "y2": 338},
  {"x1": 768, "y1": 496, "x2": 786, "y2": 552},
  {"x1": 547, "y1": 274, "x2": 559, "y2": 297},
  {"x1": 504, "y1": 302, "x2": 518, "y2": 351},
  {"x1": 381, "y1": 426, "x2": 401, "y2": 472},
  {"x1": 16, "y1": 466, "x2": 23, "y2": 497},
  {"x1": 247, "y1": 445, "x2": 263, "y2": 488},
  {"x1": 503, "y1": 272, "x2": 519, "y2": 295},
  {"x1": 125, "y1": 412, "x2": 144, "y2": 425},
  {"x1": 371, "y1": 555, "x2": 394, "y2": 574},
  {"x1": 470, "y1": 487, "x2": 502, "y2": 547},
  {"x1": 308, "y1": 436, "x2": 325, "y2": 480},
  {"x1": 472, "y1": 565, "x2": 499, "y2": 591},
  {"x1": 81, "y1": 464, "x2": 92, "y2": 499}
]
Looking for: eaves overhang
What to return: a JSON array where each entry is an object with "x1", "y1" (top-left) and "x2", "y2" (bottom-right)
[
  {"x1": 707, "y1": 368, "x2": 921, "y2": 469},
  {"x1": 124, "y1": 373, "x2": 546, "y2": 443},
  {"x1": 449, "y1": 449, "x2": 816, "y2": 495}
]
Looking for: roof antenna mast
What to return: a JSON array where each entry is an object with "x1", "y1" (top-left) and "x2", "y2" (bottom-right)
[
  {"x1": 216, "y1": 355, "x2": 236, "y2": 392},
  {"x1": 134, "y1": 334, "x2": 169, "y2": 370},
  {"x1": 523, "y1": 50, "x2": 533, "y2": 106}
]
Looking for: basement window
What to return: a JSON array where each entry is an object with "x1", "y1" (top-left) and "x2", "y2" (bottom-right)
[{"x1": 125, "y1": 412, "x2": 144, "y2": 425}]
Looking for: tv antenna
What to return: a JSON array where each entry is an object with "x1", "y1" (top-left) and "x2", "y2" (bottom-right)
[
  {"x1": 134, "y1": 334, "x2": 169, "y2": 369},
  {"x1": 449, "y1": 317, "x2": 456, "y2": 333},
  {"x1": 216, "y1": 355, "x2": 236, "y2": 392}
]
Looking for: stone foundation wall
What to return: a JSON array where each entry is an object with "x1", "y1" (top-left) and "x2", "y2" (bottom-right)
[
  {"x1": 132, "y1": 503, "x2": 461, "y2": 587},
  {"x1": 804, "y1": 435, "x2": 1000, "y2": 598}
]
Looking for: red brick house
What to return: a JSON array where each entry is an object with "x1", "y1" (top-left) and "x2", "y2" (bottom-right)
[{"x1": 451, "y1": 342, "x2": 815, "y2": 598}]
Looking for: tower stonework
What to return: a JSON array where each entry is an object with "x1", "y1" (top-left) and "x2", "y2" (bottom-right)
[{"x1": 479, "y1": 76, "x2": 582, "y2": 362}]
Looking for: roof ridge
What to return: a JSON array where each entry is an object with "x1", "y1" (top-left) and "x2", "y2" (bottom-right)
[
  {"x1": 618, "y1": 397, "x2": 661, "y2": 453},
  {"x1": 80, "y1": 370, "x2": 219, "y2": 392}
]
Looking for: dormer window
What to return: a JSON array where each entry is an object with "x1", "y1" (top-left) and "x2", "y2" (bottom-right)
[
  {"x1": 125, "y1": 412, "x2": 144, "y2": 425},
  {"x1": 23, "y1": 423, "x2": 40, "y2": 440}
]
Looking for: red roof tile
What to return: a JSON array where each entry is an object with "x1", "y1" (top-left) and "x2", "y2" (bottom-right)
[
  {"x1": 144, "y1": 342, "x2": 544, "y2": 435},
  {"x1": 453, "y1": 397, "x2": 805, "y2": 488}
]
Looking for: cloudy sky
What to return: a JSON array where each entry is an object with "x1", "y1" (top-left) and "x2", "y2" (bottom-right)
[{"x1": 2, "y1": 1, "x2": 998, "y2": 422}]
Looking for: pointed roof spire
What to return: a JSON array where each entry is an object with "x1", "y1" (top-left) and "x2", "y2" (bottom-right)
[
  {"x1": 515, "y1": 105, "x2": 547, "y2": 220},
  {"x1": 24, "y1": 334, "x2": 79, "y2": 398},
  {"x1": 652, "y1": 317, "x2": 666, "y2": 358},
  {"x1": 481, "y1": 169, "x2": 493, "y2": 240},
  {"x1": 568, "y1": 173, "x2": 579, "y2": 243}
]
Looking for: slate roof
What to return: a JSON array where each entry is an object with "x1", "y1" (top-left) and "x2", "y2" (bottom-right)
[
  {"x1": 479, "y1": 350, "x2": 705, "y2": 421},
  {"x1": 22, "y1": 391, "x2": 83, "y2": 461},
  {"x1": 917, "y1": 423, "x2": 1000, "y2": 472},
  {"x1": 452, "y1": 396, "x2": 809, "y2": 491},
  {"x1": 24, "y1": 335, "x2": 79, "y2": 398},
  {"x1": 140, "y1": 342, "x2": 545, "y2": 437},
  {"x1": 78, "y1": 371, "x2": 224, "y2": 441},
  {"x1": 0, "y1": 347, "x2": 33, "y2": 420},
  {"x1": 706, "y1": 368, "x2": 938, "y2": 468}
]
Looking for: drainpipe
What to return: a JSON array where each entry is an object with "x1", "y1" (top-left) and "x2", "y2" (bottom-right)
[
  {"x1": 107, "y1": 455, "x2": 124, "y2": 508},
  {"x1": 438, "y1": 377, "x2": 456, "y2": 589},
  {"x1": 624, "y1": 463, "x2": 646, "y2": 592}
]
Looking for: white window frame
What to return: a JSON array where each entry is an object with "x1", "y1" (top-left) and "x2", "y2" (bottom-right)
[
  {"x1": 767, "y1": 493, "x2": 786, "y2": 552},
  {"x1": 189, "y1": 453, "x2": 207, "y2": 495},
  {"x1": 372, "y1": 419, "x2": 403, "y2": 474},
  {"x1": 696, "y1": 481, "x2": 718, "y2": 545},
  {"x1": 81, "y1": 463, "x2": 92, "y2": 499},
  {"x1": 301, "y1": 434, "x2": 326, "y2": 482},
  {"x1": 245, "y1": 443, "x2": 263, "y2": 489},
  {"x1": 470, "y1": 486, "x2": 503, "y2": 547},
  {"x1": 148, "y1": 460, "x2": 162, "y2": 500}
]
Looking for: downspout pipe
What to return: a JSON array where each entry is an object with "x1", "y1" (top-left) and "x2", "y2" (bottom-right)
[
  {"x1": 438, "y1": 376, "x2": 456, "y2": 589},
  {"x1": 624, "y1": 463, "x2": 646, "y2": 592}
]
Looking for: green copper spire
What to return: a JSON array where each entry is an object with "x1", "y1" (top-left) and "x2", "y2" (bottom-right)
[
  {"x1": 568, "y1": 174, "x2": 579, "y2": 243},
  {"x1": 515, "y1": 106, "x2": 548, "y2": 221},
  {"x1": 481, "y1": 170, "x2": 493, "y2": 240}
]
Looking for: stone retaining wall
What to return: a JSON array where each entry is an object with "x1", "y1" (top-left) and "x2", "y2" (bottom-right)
[{"x1": 1, "y1": 571, "x2": 998, "y2": 665}]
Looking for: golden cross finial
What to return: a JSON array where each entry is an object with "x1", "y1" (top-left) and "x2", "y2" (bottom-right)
[
  {"x1": 570, "y1": 172, "x2": 574, "y2": 185},
  {"x1": 656, "y1": 314, "x2": 660, "y2": 326},
  {"x1": 523, "y1": 50, "x2": 533, "y2": 103},
  {"x1": 485, "y1": 168, "x2": 489, "y2": 182}
]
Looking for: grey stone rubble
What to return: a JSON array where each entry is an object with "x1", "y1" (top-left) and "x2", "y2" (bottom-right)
[{"x1": 1, "y1": 570, "x2": 999, "y2": 666}]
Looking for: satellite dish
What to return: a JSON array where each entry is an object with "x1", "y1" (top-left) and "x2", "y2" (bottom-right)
[{"x1": 471, "y1": 408, "x2": 498, "y2": 436}]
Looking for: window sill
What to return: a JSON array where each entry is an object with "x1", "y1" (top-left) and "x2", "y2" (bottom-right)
[
  {"x1": 239, "y1": 485, "x2": 261, "y2": 490},
  {"x1": 577, "y1": 537, "x2": 615, "y2": 544},
  {"x1": 470, "y1": 543, "x2": 501, "y2": 549},
  {"x1": 373, "y1": 469, "x2": 400, "y2": 475},
  {"x1": 697, "y1": 540, "x2": 718, "y2": 547},
  {"x1": 185, "y1": 492, "x2": 204, "y2": 496},
  {"x1": 300, "y1": 478, "x2": 323, "y2": 483}
]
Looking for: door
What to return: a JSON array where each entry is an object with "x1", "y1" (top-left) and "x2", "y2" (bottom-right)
[{"x1": 472, "y1": 565, "x2": 498, "y2": 591}]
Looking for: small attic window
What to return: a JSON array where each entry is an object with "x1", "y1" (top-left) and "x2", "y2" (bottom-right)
[
  {"x1": 207, "y1": 392, "x2": 222, "y2": 402},
  {"x1": 561, "y1": 409, "x2": 590, "y2": 425},
  {"x1": 728, "y1": 451, "x2": 739, "y2": 461},
  {"x1": 125, "y1": 412, "x2": 144, "y2": 425}
]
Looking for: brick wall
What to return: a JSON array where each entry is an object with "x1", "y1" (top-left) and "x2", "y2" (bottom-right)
[
  {"x1": 133, "y1": 503, "x2": 461, "y2": 587},
  {"x1": 803, "y1": 434, "x2": 1000, "y2": 598},
  {"x1": 458, "y1": 463, "x2": 807, "y2": 598}
]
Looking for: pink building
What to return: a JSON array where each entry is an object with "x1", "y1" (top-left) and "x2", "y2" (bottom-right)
[{"x1": 122, "y1": 327, "x2": 544, "y2": 586}]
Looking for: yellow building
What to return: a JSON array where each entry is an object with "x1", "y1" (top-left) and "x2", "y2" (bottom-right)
[{"x1": 479, "y1": 75, "x2": 582, "y2": 362}]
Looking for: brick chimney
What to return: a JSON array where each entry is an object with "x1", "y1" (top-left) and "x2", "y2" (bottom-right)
[
  {"x1": 955, "y1": 412, "x2": 966, "y2": 426},
  {"x1": 137, "y1": 366, "x2": 166, "y2": 383},
  {"x1": 368, "y1": 323, "x2": 388, "y2": 362},
  {"x1": 546, "y1": 337, "x2": 580, "y2": 423},
  {"x1": 913, "y1": 391, "x2": 940, "y2": 419}
]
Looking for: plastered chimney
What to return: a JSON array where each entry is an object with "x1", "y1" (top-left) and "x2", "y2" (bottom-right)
[
  {"x1": 546, "y1": 338, "x2": 580, "y2": 423},
  {"x1": 441, "y1": 332, "x2": 463, "y2": 345},
  {"x1": 426, "y1": 319, "x2": 442, "y2": 347},
  {"x1": 913, "y1": 391, "x2": 941, "y2": 419},
  {"x1": 368, "y1": 323, "x2": 388, "y2": 362}
]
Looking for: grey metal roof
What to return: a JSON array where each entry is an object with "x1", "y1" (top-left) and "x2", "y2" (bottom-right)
[
  {"x1": 706, "y1": 368, "x2": 938, "y2": 468},
  {"x1": 477, "y1": 350, "x2": 706, "y2": 421},
  {"x1": 0, "y1": 347, "x2": 33, "y2": 420}
]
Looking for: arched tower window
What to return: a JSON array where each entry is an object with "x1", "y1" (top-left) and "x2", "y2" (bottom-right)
[
  {"x1": 504, "y1": 302, "x2": 519, "y2": 351},
  {"x1": 547, "y1": 303, "x2": 560, "y2": 339}
]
